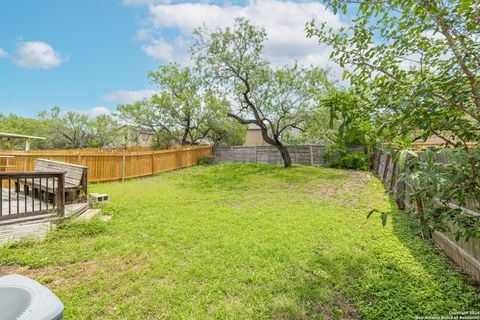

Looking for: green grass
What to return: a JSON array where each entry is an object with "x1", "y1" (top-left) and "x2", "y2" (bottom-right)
[{"x1": 0, "y1": 163, "x2": 478, "y2": 319}]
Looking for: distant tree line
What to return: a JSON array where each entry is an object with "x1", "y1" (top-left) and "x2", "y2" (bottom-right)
[{"x1": 0, "y1": 109, "x2": 122, "y2": 150}]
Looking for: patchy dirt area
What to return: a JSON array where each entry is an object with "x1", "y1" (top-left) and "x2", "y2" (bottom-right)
[
  {"x1": 0, "y1": 253, "x2": 146, "y2": 291},
  {"x1": 312, "y1": 290, "x2": 360, "y2": 320},
  {"x1": 313, "y1": 171, "x2": 373, "y2": 205}
]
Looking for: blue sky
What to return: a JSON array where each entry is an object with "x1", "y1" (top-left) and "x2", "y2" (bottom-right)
[{"x1": 0, "y1": 0, "x2": 343, "y2": 118}]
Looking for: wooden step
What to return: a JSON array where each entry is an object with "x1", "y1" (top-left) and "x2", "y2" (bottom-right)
[{"x1": 78, "y1": 209, "x2": 101, "y2": 220}]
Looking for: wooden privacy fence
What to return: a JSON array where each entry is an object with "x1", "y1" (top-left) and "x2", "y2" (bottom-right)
[
  {"x1": 373, "y1": 149, "x2": 480, "y2": 282},
  {"x1": 1, "y1": 146, "x2": 157, "y2": 155},
  {"x1": 0, "y1": 146, "x2": 212, "y2": 183},
  {"x1": 213, "y1": 145, "x2": 366, "y2": 166}
]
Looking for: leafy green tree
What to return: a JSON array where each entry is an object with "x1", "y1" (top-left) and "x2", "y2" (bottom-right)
[
  {"x1": 307, "y1": 0, "x2": 479, "y2": 145},
  {"x1": 307, "y1": 0, "x2": 480, "y2": 239},
  {"x1": 0, "y1": 114, "x2": 52, "y2": 149},
  {"x1": 297, "y1": 89, "x2": 377, "y2": 149},
  {"x1": 118, "y1": 64, "x2": 242, "y2": 148},
  {"x1": 38, "y1": 107, "x2": 120, "y2": 149},
  {"x1": 39, "y1": 107, "x2": 91, "y2": 149},
  {"x1": 88, "y1": 114, "x2": 122, "y2": 148},
  {"x1": 192, "y1": 18, "x2": 331, "y2": 167},
  {"x1": 207, "y1": 117, "x2": 247, "y2": 146},
  {"x1": 117, "y1": 99, "x2": 174, "y2": 148}
]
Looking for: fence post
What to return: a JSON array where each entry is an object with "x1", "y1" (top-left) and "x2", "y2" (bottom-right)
[
  {"x1": 295, "y1": 145, "x2": 298, "y2": 164},
  {"x1": 375, "y1": 149, "x2": 382, "y2": 174},
  {"x1": 390, "y1": 159, "x2": 398, "y2": 191},
  {"x1": 176, "y1": 149, "x2": 180, "y2": 169},
  {"x1": 310, "y1": 145, "x2": 314, "y2": 166},
  {"x1": 151, "y1": 152, "x2": 155, "y2": 176},
  {"x1": 121, "y1": 154, "x2": 126, "y2": 182},
  {"x1": 383, "y1": 153, "x2": 391, "y2": 181},
  {"x1": 77, "y1": 154, "x2": 81, "y2": 165},
  {"x1": 231, "y1": 146, "x2": 234, "y2": 162},
  {"x1": 255, "y1": 146, "x2": 257, "y2": 163}
]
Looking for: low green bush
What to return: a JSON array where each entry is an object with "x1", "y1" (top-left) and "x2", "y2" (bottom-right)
[
  {"x1": 332, "y1": 151, "x2": 371, "y2": 171},
  {"x1": 197, "y1": 155, "x2": 214, "y2": 165}
]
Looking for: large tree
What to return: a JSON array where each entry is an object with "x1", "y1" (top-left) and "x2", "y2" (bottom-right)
[
  {"x1": 307, "y1": 0, "x2": 480, "y2": 145},
  {"x1": 88, "y1": 114, "x2": 122, "y2": 148},
  {"x1": 192, "y1": 18, "x2": 331, "y2": 167},
  {"x1": 118, "y1": 64, "x2": 244, "y2": 148},
  {"x1": 295, "y1": 88, "x2": 377, "y2": 152},
  {"x1": 39, "y1": 107, "x2": 120, "y2": 149},
  {"x1": 306, "y1": 0, "x2": 480, "y2": 238},
  {"x1": 39, "y1": 107, "x2": 92, "y2": 149},
  {"x1": 0, "y1": 114, "x2": 51, "y2": 149}
]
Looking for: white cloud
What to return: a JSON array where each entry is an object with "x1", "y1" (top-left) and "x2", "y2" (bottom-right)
[
  {"x1": 103, "y1": 89, "x2": 157, "y2": 104},
  {"x1": 142, "y1": 38, "x2": 174, "y2": 61},
  {"x1": 82, "y1": 106, "x2": 112, "y2": 118},
  {"x1": 122, "y1": 0, "x2": 159, "y2": 5},
  {"x1": 61, "y1": 106, "x2": 112, "y2": 119},
  {"x1": 14, "y1": 41, "x2": 67, "y2": 69},
  {"x1": 130, "y1": 0, "x2": 345, "y2": 69},
  {"x1": 0, "y1": 49, "x2": 7, "y2": 58},
  {"x1": 134, "y1": 28, "x2": 151, "y2": 41}
]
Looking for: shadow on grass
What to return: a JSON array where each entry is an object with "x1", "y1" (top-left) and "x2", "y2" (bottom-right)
[
  {"x1": 281, "y1": 238, "x2": 479, "y2": 320},
  {"x1": 274, "y1": 196, "x2": 479, "y2": 320},
  {"x1": 389, "y1": 197, "x2": 479, "y2": 288}
]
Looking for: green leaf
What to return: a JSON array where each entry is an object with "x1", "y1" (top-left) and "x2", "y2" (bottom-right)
[
  {"x1": 381, "y1": 212, "x2": 388, "y2": 226},
  {"x1": 398, "y1": 149, "x2": 418, "y2": 171}
]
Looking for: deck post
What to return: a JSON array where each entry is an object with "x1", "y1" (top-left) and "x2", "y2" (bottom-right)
[{"x1": 56, "y1": 173, "x2": 65, "y2": 217}]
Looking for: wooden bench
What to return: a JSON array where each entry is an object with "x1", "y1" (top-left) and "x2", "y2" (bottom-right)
[{"x1": 24, "y1": 159, "x2": 88, "y2": 203}]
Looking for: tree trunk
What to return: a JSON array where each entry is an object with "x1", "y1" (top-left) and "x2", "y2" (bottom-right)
[
  {"x1": 275, "y1": 143, "x2": 292, "y2": 168},
  {"x1": 225, "y1": 113, "x2": 292, "y2": 167}
]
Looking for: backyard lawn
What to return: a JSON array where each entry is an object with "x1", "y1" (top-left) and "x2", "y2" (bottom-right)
[{"x1": 0, "y1": 164, "x2": 478, "y2": 319}]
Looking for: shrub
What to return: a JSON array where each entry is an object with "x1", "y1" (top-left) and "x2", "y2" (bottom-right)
[
  {"x1": 198, "y1": 155, "x2": 214, "y2": 165},
  {"x1": 332, "y1": 151, "x2": 370, "y2": 171}
]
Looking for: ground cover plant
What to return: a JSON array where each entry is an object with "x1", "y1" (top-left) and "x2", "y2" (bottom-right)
[{"x1": 0, "y1": 164, "x2": 478, "y2": 319}]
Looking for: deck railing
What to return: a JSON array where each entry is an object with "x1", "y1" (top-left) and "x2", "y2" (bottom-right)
[{"x1": 0, "y1": 172, "x2": 65, "y2": 221}]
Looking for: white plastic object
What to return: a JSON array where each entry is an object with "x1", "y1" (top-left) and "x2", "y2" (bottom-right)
[{"x1": 0, "y1": 274, "x2": 63, "y2": 320}]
